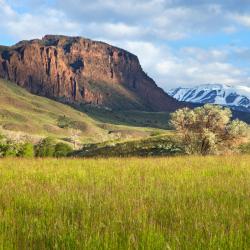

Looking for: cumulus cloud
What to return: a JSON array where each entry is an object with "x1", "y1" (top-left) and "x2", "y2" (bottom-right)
[
  {"x1": 231, "y1": 14, "x2": 250, "y2": 27},
  {"x1": 1, "y1": 0, "x2": 250, "y2": 89},
  {"x1": 0, "y1": 0, "x2": 81, "y2": 40},
  {"x1": 110, "y1": 40, "x2": 250, "y2": 90}
]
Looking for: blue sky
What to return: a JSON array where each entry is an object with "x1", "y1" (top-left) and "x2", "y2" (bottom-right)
[{"x1": 1, "y1": 0, "x2": 250, "y2": 90}]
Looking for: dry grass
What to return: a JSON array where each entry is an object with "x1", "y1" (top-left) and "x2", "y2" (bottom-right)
[{"x1": 0, "y1": 156, "x2": 249, "y2": 249}]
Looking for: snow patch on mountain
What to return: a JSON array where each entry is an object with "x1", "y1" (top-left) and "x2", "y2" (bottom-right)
[{"x1": 167, "y1": 84, "x2": 250, "y2": 112}]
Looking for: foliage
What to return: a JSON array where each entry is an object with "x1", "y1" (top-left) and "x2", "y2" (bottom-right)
[
  {"x1": 170, "y1": 104, "x2": 249, "y2": 155},
  {"x1": 0, "y1": 157, "x2": 249, "y2": 249},
  {"x1": 18, "y1": 143, "x2": 35, "y2": 158},
  {"x1": 0, "y1": 134, "x2": 20, "y2": 157},
  {"x1": 3, "y1": 142, "x2": 20, "y2": 157},
  {"x1": 35, "y1": 137, "x2": 56, "y2": 157},
  {"x1": 54, "y1": 142, "x2": 73, "y2": 157},
  {"x1": 0, "y1": 134, "x2": 72, "y2": 158}
]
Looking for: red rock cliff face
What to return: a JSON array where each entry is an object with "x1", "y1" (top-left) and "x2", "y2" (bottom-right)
[{"x1": 0, "y1": 35, "x2": 181, "y2": 111}]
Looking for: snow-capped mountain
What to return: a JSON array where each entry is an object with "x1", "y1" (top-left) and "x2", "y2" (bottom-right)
[{"x1": 167, "y1": 84, "x2": 250, "y2": 112}]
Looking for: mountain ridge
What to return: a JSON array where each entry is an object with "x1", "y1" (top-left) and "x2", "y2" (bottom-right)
[{"x1": 168, "y1": 83, "x2": 250, "y2": 113}]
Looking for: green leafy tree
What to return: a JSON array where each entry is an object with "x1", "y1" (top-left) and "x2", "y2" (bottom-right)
[
  {"x1": 35, "y1": 137, "x2": 55, "y2": 157},
  {"x1": 170, "y1": 104, "x2": 248, "y2": 155},
  {"x1": 54, "y1": 142, "x2": 73, "y2": 157},
  {"x1": 18, "y1": 143, "x2": 34, "y2": 158}
]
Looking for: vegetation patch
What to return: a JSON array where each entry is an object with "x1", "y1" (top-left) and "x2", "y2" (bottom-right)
[{"x1": 74, "y1": 135, "x2": 183, "y2": 157}]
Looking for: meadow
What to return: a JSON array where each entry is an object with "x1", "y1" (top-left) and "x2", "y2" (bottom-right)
[{"x1": 0, "y1": 156, "x2": 249, "y2": 249}]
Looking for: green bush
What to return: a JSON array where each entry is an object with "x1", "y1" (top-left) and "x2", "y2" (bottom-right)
[
  {"x1": 3, "y1": 143, "x2": 20, "y2": 157},
  {"x1": 0, "y1": 134, "x2": 19, "y2": 157},
  {"x1": 54, "y1": 143, "x2": 73, "y2": 157},
  {"x1": 35, "y1": 137, "x2": 55, "y2": 157},
  {"x1": 18, "y1": 143, "x2": 34, "y2": 158}
]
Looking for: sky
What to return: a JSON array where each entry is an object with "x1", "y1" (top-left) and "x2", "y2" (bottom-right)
[{"x1": 1, "y1": 0, "x2": 250, "y2": 90}]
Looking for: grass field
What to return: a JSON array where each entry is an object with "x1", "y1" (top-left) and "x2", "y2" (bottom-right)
[{"x1": 0, "y1": 156, "x2": 249, "y2": 249}]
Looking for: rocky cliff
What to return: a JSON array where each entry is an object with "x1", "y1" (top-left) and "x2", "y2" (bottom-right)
[{"x1": 0, "y1": 35, "x2": 181, "y2": 111}]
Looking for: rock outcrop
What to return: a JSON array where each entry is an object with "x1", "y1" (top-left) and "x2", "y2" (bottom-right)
[{"x1": 0, "y1": 35, "x2": 181, "y2": 111}]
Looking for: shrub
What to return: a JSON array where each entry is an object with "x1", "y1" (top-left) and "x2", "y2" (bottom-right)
[
  {"x1": 3, "y1": 142, "x2": 20, "y2": 157},
  {"x1": 35, "y1": 137, "x2": 55, "y2": 157},
  {"x1": 54, "y1": 143, "x2": 73, "y2": 157},
  {"x1": 18, "y1": 143, "x2": 34, "y2": 158},
  {"x1": 0, "y1": 134, "x2": 20, "y2": 157},
  {"x1": 170, "y1": 104, "x2": 249, "y2": 155}
]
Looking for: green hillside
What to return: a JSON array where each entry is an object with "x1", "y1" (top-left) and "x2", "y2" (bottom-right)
[{"x1": 0, "y1": 79, "x2": 170, "y2": 144}]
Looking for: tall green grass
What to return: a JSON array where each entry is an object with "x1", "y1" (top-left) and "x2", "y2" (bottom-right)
[{"x1": 0, "y1": 156, "x2": 249, "y2": 249}]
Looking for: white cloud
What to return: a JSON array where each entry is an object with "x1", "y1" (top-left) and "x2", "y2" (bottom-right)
[
  {"x1": 231, "y1": 14, "x2": 250, "y2": 27},
  {"x1": 108, "y1": 40, "x2": 250, "y2": 90},
  {"x1": 0, "y1": 0, "x2": 81, "y2": 40},
  {"x1": 1, "y1": 0, "x2": 250, "y2": 91},
  {"x1": 88, "y1": 22, "x2": 147, "y2": 40},
  {"x1": 154, "y1": 50, "x2": 250, "y2": 89},
  {"x1": 121, "y1": 41, "x2": 163, "y2": 68}
]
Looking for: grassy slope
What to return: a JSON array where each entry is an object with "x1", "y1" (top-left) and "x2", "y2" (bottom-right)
[
  {"x1": 0, "y1": 79, "x2": 170, "y2": 143},
  {"x1": 86, "y1": 79, "x2": 147, "y2": 110},
  {"x1": 79, "y1": 105, "x2": 170, "y2": 129},
  {"x1": 0, "y1": 156, "x2": 249, "y2": 249}
]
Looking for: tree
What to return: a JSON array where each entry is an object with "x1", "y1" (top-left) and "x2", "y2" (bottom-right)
[
  {"x1": 35, "y1": 137, "x2": 55, "y2": 157},
  {"x1": 18, "y1": 143, "x2": 34, "y2": 158},
  {"x1": 54, "y1": 142, "x2": 73, "y2": 157},
  {"x1": 170, "y1": 104, "x2": 248, "y2": 155}
]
